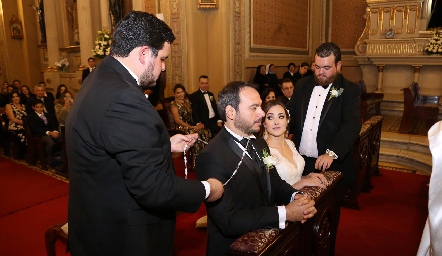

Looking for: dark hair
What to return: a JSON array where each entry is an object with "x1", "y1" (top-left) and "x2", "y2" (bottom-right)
[
  {"x1": 29, "y1": 98, "x2": 45, "y2": 107},
  {"x1": 9, "y1": 90, "x2": 20, "y2": 102},
  {"x1": 199, "y1": 75, "x2": 208, "y2": 81},
  {"x1": 281, "y1": 78, "x2": 293, "y2": 84},
  {"x1": 87, "y1": 57, "x2": 95, "y2": 62},
  {"x1": 217, "y1": 81, "x2": 258, "y2": 121},
  {"x1": 255, "y1": 65, "x2": 265, "y2": 75},
  {"x1": 300, "y1": 62, "x2": 309, "y2": 67},
  {"x1": 12, "y1": 79, "x2": 20, "y2": 84},
  {"x1": 315, "y1": 42, "x2": 341, "y2": 65},
  {"x1": 56, "y1": 84, "x2": 69, "y2": 100},
  {"x1": 38, "y1": 81, "x2": 46, "y2": 86},
  {"x1": 173, "y1": 83, "x2": 186, "y2": 93},
  {"x1": 21, "y1": 85, "x2": 31, "y2": 93},
  {"x1": 60, "y1": 91, "x2": 74, "y2": 105},
  {"x1": 260, "y1": 87, "x2": 275, "y2": 102},
  {"x1": 110, "y1": 11, "x2": 176, "y2": 58},
  {"x1": 287, "y1": 62, "x2": 296, "y2": 69}
]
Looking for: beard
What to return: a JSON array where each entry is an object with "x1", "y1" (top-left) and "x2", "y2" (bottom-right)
[
  {"x1": 314, "y1": 71, "x2": 338, "y2": 86},
  {"x1": 139, "y1": 60, "x2": 156, "y2": 90},
  {"x1": 234, "y1": 111, "x2": 262, "y2": 135}
]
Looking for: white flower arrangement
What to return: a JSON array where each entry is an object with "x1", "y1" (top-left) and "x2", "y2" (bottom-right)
[
  {"x1": 425, "y1": 31, "x2": 442, "y2": 54},
  {"x1": 55, "y1": 57, "x2": 69, "y2": 68},
  {"x1": 92, "y1": 29, "x2": 112, "y2": 58},
  {"x1": 328, "y1": 86, "x2": 344, "y2": 101},
  {"x1": 262, "y1": 149, "x2": 278, "y2": 171}
]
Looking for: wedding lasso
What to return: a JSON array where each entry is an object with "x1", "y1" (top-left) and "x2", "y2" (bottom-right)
[
  {"x1": 182, "y1": 138, "x2": 249, "y2": 186},
  {"x1": 183, "y1": 138, "x2": 208, "y2": 179}
]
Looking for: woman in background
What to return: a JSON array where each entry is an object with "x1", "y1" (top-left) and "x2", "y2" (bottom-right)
[
  {"x1": 5, "y1": 91, "x2": 27, "y2": 158},
  {"x1": 253, "y1": 65, "x2": 269, "y2": 93},
  {"x1": 55, "y1": 84, "x2": 69, "y2": 101},
  {"x1": 262, "y1": 100, "x2": 328, "y2": 189},
  {"x1": 55, "y1": 91, "x2": 74, "y2": 126},
  {"x1": 20, "y1": 85, "x2": 33, "y2": 104},
  {"x1": 260, "y1": 87, "x2": 276, "y2": 103},
  {"x1": 170, "y1": 84, "x2": 211, "y2": 163}
]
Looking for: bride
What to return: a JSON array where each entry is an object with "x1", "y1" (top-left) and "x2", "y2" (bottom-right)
[{"x1": 262, "y1": 100, "x2": 328, "y2": 189}]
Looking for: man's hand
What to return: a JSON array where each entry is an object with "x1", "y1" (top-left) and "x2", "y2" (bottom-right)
[
  {"x1": 49, "y1": 131, "x2": 59, "y2": 139},
  {"x1": 285, "y1": 194, "x2": 316, "y2": 223},
  {"x1": 206, "y1": 178, "x2": 224, "y2": 202},
  {"x1": 217, "y1": 121, "x2": 223, "y2": 127},
  {"x1": 315, "y1": 153, "x2": 334, "y2": 171},
  {"x1": 170, "y1": 133, "x2": 198, "y2": 153}
]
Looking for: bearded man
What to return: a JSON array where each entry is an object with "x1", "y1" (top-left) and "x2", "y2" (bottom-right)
[
  {"x1": 287, "y1": 42, "x2": 361, "y2": 185},
  {"x1": 66, "y1": 11, "x2": 223, "y2": 256}
]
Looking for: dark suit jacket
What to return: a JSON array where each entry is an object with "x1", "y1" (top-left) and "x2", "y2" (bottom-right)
[
  {"x1": 190, "y1": 90, "x2": 220, "y2": 126},
  {"x1": 27, "y1": 111, "x2": 57, "y2": 137},
  {"x1": 81, "y1": 67, "x2": 93, "y2": 82},
  {"x1": 287, "y1": 74, "x2": 361, "y2": 184},
  {"x1": 196, "y1": 128, "x2": 296, "y2": 256},
  {"x1": 26, "y1": 95, "x2": 56, "y2": 116},
  {"x1": 66, "y1": 56, "x2": 206, "y2": 256}
]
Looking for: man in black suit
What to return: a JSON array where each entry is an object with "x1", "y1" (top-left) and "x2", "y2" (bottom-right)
[
  {"x1": 196, "y1": 81, "x2": 317, "y2": 256},
  {"x1": 278, "y1": 78, "x2": 294, "y2": 105},
  {"x1": 66, "y1": 11, "x2": 223, "y2": 256},
  {"x1": 26, "y1": 84, "x2": 55, "y2": 117},
  {"x1": 81, "y1": 57, "x2": 96, "y2": 83},
  {"x1": 190, "y1": 75, "x2": 222, "y2": 136},
  {"x1": 287, "y1": 42, "x2": 361, "y2": 185}
]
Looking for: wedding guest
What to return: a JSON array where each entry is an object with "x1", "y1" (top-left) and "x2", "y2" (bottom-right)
[
  {"x1": 253, "y1": 64, "x2": 269, "y2": 93},
  {"x1": 55, "y1": 84, "x2": 69, "y2": 101},
  {"x1": 20, "y1": 85, "x2": 33, "y2": 105},
  {"x1": 262, "y1": 100, "x2": 327, "y2": 189},
  {"x1": 266, "y1": 64, "x2": 282, "y2": 96},
  {"x1": 283, "y1": 62, "x2": 297, "y2": 85},
  {"x1": 55, "y1": 91, "x2": 74, "y2": 126},
  {"x1": 27, "y1": 98, "x2": 60, "y2": 167},
  {"x1": 260, "y1": 87, "x2": 276, "y2": 103},
  {"x1": 278, "y1": 78, "x2": 294, "y2": 105},
  {"x1": 292, "y1": 62, "x2": 310, "y2": 85},
  {"x1": 5, "y1": 91, "x2": 27, "y2": 158},
  {"x1": 82, "y1": 57, "x2": 96, "y2": 83},
  {"x1": 170, "y1": 84, "x2": 211, "y2": 164}
]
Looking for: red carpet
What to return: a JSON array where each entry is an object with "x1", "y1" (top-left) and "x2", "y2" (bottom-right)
[{"x1": 0, "y1": 155, "x2": 430, "y2": 256}]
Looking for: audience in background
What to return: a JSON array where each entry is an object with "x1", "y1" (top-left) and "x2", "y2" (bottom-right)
[
  {"x1": 5, "y1": 91, "x2": 27, "y2": 158},
  {"x1": 55, "y1": 91, "x2": 74, "y2": 126},
  {"x1": 305, "y1": 61, "x2": 315, "y2": 77},
  {"x1": 253, "y1": 65, "x2": 269, "y2": 93},
  {"x1": 12, "y1": 80, "x2": 21, "y2": 91},
  {"x1": 170, "y1": 83, "x2": 211, "y2": 164},
  {"x1": 260, "y1": 87, "x2": 276, "y2": 103},
  {"x1": 283, "y1": 62, "x2": 297, "y2": 85},
  {"x1": 20, "y1": 85, "x2": 33, "y2": 105},
  {"x1": 55, "y1": 84, "x2": 69, "y2": 102},
  {"x1": 27, "y1": 84, "x2": 56, "y2": 117},
  {"x1": 292, "y1": 62, "x2": 310, "y2": 85},
  {"x1": 38, "y1": 81, "x2": 55, "y2": 104},
  {"x1": 82, "y1": 57, "x2": 96, "y2": 83},
  {"x1": 278, "y1": 78, "x2": 294, "y2": 105},
  {"x1": 266, "y1": 64, "x2": 282, "y2": 96},
  {"x1": 190, "y1": 75, "x2": 222, "y2": 136}
]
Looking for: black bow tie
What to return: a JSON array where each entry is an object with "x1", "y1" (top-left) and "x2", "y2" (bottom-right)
[
  {"x1": 316, "y1": 84, "x2": 329, "y2": 89},
  {"x1": 202, "y1": 91, "x2": 208, "y2": 95}
]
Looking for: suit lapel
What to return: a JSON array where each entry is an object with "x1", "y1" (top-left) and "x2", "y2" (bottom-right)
[{"x1": 319, "y1": 75, "x2": 344, "y2": 128}]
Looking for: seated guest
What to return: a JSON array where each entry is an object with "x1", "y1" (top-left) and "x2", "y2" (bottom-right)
[
  {"x1": 55, "y1": 84, "x2": 69, "y2": 102},
  {"x1": 55, "y1": 91, "x2": 74, "y2": 126},
  {"x1": 5, "y1": 91, "x2": 27, "y2": 158},
  {"x1": 305, "y1": 61, "x2": 315, "y2": 77},
  {"x1": 252, "y1": 65, "x2": 269, "y2": 93},
  {"x1": 292, "y1": 62, "x2": 310, "y2": 85},
  {"x1": 26, "y1": 84, "x2": 56, "y2": 117},
  {"x1": 278, "y1": 78, "x2": 294, "y2": 105},
  {"x1": 266, "y1": 64, "x2": 282, "y2": 96},
  {"x1": 262, "y1": 100, "x2": 327, "y2": 188},
  {"x1": 170, "y1": 84, "x2": 211, "y2": 163},
  {"x1": 190, "y1": 75, "x2": 222, "y2": 136},
  {"x1": 20, "y1": 85, "x2": 33, "y2": 104},
  {"x1": 283, "y1": 62, "x2": 296, "y2": 85},
  {"x1": 195, "y1": 82, "x2": 316, "y2": 256},
  {"x1": 38, "y1": 81, "x2": 55, "y2": 104},
  {"x1": 27, "y1": 98, "x2": 60, "y2": 167},
  {"x1": 260, "y1": 87, "x2": 276, "y2": 103}
]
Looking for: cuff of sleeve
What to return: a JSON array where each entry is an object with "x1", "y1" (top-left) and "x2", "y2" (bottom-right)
[
  {"x1": 201, "y1": 181, "x2": 210, "y2": 199},
  {"x1": 290, "y1": 191, "x2": 304, "y2": 202},
  {"x1": 277, "y1": 206, "x2": 286, "y2": 229}
]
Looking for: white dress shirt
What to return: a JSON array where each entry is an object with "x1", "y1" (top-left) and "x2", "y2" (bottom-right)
[{"x1": 201, "y1": 89, "x2": 216, "y2": 119}]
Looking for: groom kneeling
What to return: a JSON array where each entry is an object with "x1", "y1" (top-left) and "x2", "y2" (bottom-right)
[{"x1": 196, "y1": 81, "x2": 317, "y2": 256}]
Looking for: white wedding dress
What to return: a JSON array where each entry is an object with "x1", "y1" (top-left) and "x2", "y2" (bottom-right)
[{"x1": 268, "y1": 139, "x2": 305, "y2": 186}]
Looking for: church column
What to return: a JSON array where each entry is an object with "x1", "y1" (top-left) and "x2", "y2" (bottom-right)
[
  {"x1": 413, "y1": 65, "x2": 422, "y2": 83},
  {"x1": 376, "y1": 65, "x2": 385, "y2": 92},
  {"x1": 77, "y1": 0, "x2": 94, "y2": 70},
  {"x1": 100, "y1": 0, "x2": 111, "y2": 30},
  {"x1": 43, "y1": 0, "x2": 60, "y2": 73}
]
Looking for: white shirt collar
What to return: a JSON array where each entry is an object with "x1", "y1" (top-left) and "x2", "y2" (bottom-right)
[
  {"x1": 224, "y1": 126, "x2": 256, "y2": 141},
  {"x1": 116, "y1": 59, "x2": 139, "y2": 85}
]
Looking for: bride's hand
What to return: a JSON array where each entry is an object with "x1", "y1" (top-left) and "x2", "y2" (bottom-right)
[
  {"x1": 309, "y1": 173, "x2": 328, "y2": 186},
  {"x1": 300, "y1": 173, "x2": 327, "y2": 189}
]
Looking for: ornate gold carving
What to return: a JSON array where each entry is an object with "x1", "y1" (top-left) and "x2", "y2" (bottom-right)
[
  {"x1": 232, "y1": 0, "x2": 243, "y2": 81},
  {"x1": 366, "y1": 38, "x2": 429, "y2": 55},
  {"x1": 376, "y1": 65, "x2": 385, "y2": 72},
  {"x1": 198, "y1": 0, "x2": 217, "y2": 10},
  {"x1": 355, "y1": 12, "x2": 371, "y2": 56},
  {"x1": 413, "y1": 65, "x2": 422, "y2": 73}
]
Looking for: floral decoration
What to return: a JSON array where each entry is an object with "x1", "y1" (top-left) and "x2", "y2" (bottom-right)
[
  {"x1": 92, "y1": 29, "x2": 112, "y2": 58},
  {"x1": 425, "y1": 30, "x2": 442, "y2": 54},
  {"x1": 55, "y1": 57, "x2": 69, "y2": 69},
  {"x1": 262, "y1": 148, "x2": 278, "y2": 171},
  {"x1": 328, "y1": 86, "x2": 344, "y2": 101}
]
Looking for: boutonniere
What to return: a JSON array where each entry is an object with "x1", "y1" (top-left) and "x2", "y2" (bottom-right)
[
  {"x1": 328, "y1": 86, "x2": 344, "y2": 101},
  {"x1": 209, "y1": 95, "x2": 214, "y2": 101},
  {"x1": 262, "y1": 148, "x2": 278, "y2": 172}
]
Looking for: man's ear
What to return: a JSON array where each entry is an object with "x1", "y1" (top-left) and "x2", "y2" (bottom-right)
[
  {"x1": 139, "y1": 46, "x2": 150, "y2": 64},
  {"x1": 225, "y1": 105, "x2": 236, "y2": 120}
]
